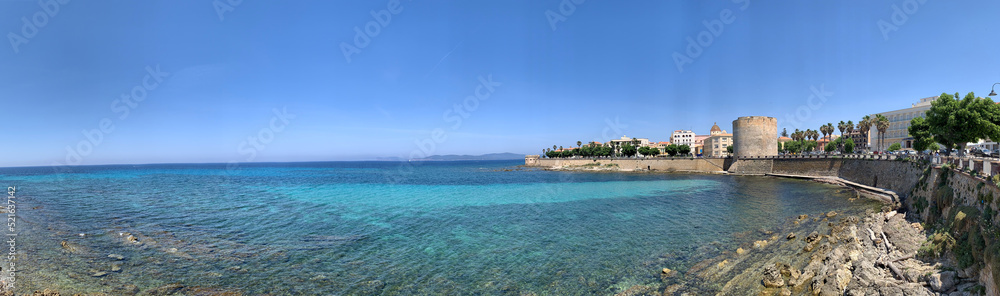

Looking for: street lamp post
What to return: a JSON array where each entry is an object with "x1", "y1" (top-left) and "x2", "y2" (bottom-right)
[{"x1": 989, "y1": 83, "x2": 1000, "y2": 96}]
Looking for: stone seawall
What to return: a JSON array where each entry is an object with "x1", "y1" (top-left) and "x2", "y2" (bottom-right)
[
  {"x1": 728, "y1": 159, "x2": 772, "y2": 174},
  {"x1": 530, "y1": 158, "x2": 730, "y2": 172},
  {"x1": 837, "y1": 159, "x2": 926, "y2": 198},
  {"x1": 765, "y1": 158, "x2": 925, "y2": 204},
  {"x1": 771, "y1": 159, "x2": 841, "y2": 176},
  {"x1": 908, "y1": 166, "x2": 1000, "y2": 295}
]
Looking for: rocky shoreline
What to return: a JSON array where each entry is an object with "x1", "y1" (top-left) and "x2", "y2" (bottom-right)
[
  {"x1": 542, "y1": 164, "x2": 987, "y2": 295},
  {"x1": 617, "y1": 208, "x2": 986, "y2": 296}
]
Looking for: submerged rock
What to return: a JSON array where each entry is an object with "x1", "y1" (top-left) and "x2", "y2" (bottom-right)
[
  {"x1": 804, "y1": 232, "x2": 820, "y2": 243},
  {"x1": 753, "y1": 240, "x2": 769, "y2": 249},
  {"x1": 113, "y1": 284, "x2": 140, "y2": 295},
  {"x1": 661, "y1": 267, "x2": 677, "y2": 279},
  {"x1": 613, "y1": 284, "x2": 655, "y2": 296},
  {"x1": 786, "y1": 233, "x2": 796, "y2": 240},
  {"x1": 141, "y1": 283, "x2": 184, "y2": 296},
  {"x1": 762, "y1": 264, "x2": 785, "y2": 288}
]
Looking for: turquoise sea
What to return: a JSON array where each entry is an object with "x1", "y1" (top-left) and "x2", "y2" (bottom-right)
[{"x1": 1, "y1": 160, "x2": 878, "y2": 295}]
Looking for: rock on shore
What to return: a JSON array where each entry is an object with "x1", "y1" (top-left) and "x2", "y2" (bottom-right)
[
  {"x1": 755, "y1": 209, "x2": 983, "y2": 295},
  {"x1": 656, "y1": 208, "x2": 988, "y2": 295}
]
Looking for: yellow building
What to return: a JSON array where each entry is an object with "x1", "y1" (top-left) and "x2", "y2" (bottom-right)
[{"x1": 703, "y1": 123, "x2": 733, "y2": 157}]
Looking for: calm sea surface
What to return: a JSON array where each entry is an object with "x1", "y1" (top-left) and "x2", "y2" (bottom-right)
[{"x1": 0, "y1": 160, "x2": 878, "y2": 295}]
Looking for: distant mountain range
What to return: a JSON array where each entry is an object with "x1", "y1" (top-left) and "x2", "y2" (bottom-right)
[{"x1": 397, "y1": 153, "x2": 526, "y2": 161}]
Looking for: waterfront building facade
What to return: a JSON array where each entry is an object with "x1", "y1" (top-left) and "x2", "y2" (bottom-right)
[
  {"x1": 868, "y1": 96, "x2": 937, "y2": 150},
  {"x1": 704, "y1": 133, "x2": 733, "y2": 157},
  {"x1": 844, "y1": 130, "x2": 870, "y2": 151},
  {"x1": 671, "y1": 130, "x2": 696, "y2": 147},
  {"x1": 609, "y1": 135, "x2": 650, "y2": 155}
]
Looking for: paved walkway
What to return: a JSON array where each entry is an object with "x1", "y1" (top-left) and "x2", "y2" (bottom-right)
[{"x1": 766, "y1": 173, "x2": 899, "y2": 204}]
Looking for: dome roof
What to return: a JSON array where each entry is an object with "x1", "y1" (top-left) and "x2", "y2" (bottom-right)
[{"x1": 710, "y1": 122, "x2": 721, "y2": 133}]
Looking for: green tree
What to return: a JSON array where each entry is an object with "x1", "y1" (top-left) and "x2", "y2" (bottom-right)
[
  {"x1": 649, "y1": 147, "x2": 660, "y2": 156},
  {"x1": 804, "y1": 140, "x2": 818, "y2": 152},
  {"x1": 638, "y1": 146, "x2": 650, "y2": 157},
  {"x1": 665, "y1": 144, "x2": 679, "y2": 156},
  {"x1": 577, "y1": 141, "x2": 582, "y2": 148},
  {"x1": 888, "y1": 143, "x2": 901, "y2": 151},
  {"x1": 781, "y1": 128, "x2": 788, "y2": 137},
  {"x1": 844, "y1": 138, "x2": 855, "y2": 153},
  {"x1": 678, "y1": 145, "x2": 691, "y2": 155},
  {"x1": 825, "y1": 142, "x2": 836, "y2": 153},
  {"x1": 727, "y1": 145, "x2": 734, "y2": 154},
  {"x1": 909, "y1": 116, "x2": 933, "y2": 152},
  {"x1": 785, "y1": 141, "x2": 802, "y2": 154},
  {"x1": 622, "y1": 144, "x2": 637, "y2": 157},
  {"x1": 925, "y1": 92, "x2": 1000, "y2": 155},
  {"x1": 927, "y1": 143, "x2": 939, "y2": 152}
]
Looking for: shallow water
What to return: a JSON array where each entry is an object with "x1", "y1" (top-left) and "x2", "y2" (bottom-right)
[{"x1": 0, "y1": 161, "x2": 880, "y2": 295}]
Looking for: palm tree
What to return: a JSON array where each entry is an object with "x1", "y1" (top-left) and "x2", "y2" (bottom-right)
[
  {"x1": 577, "y1": 141, "x2": 582, "y2": 148},
  {"x1": 820, "y1": 123, "x2": 831, "y2": 142},
  {"x1": 875, "y1": 114, "x2": 889, "y2": 151},
  {"x1": 858, "y1": 116, "x2": 872, "y2": 151},
  {"x1": 837, "y1": 121, "x2": 847, "y2": 152},
  {"x1": 553, "y1": 145, "x2": 557, "y2": 151},
  {"x1": 845, "y1": 121, "x2": 855, "y2": 149}
]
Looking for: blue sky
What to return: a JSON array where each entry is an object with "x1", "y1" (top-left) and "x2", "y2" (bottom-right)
[{"x1": 2, "y1": 0, "x2": 999, "y2": 167}]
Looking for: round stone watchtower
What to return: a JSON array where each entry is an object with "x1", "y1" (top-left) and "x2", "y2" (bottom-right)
[{"x1": 732, "y1": 116, "x2": 778, "y2": 158}]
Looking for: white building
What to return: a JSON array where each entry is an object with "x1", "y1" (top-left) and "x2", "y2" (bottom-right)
[
  {"x1": 868, "y1": 96, "x2": 937, "y2": 150},
  {"x1": 609, "y1": 135, "x2": 650, "y2": 154},
  {"x1": 671, "y1": 130, "x2": 696, "y2": 147}
]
